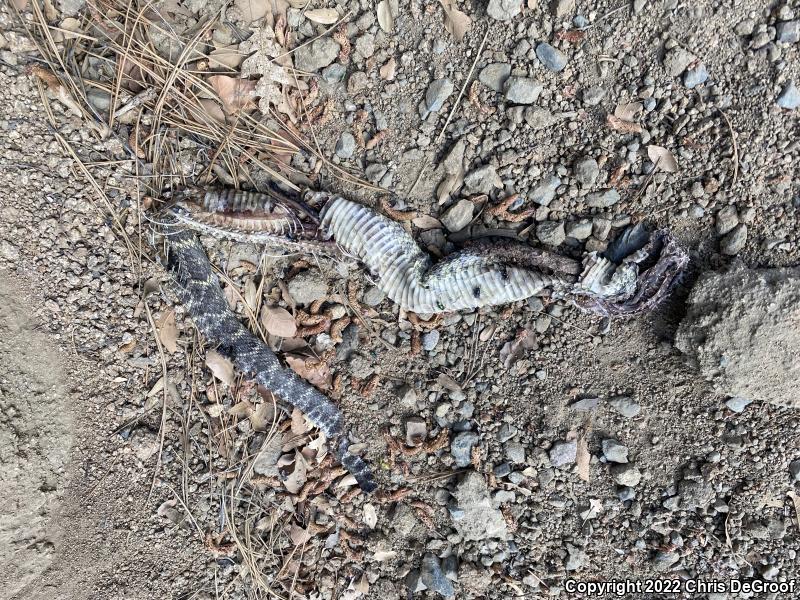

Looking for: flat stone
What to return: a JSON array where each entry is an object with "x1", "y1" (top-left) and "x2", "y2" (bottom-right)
[
  {"x1": 479, "y1": 63, "x2": 512, "y2": 92},
  {"x1": 405, "y1": 417, "x2": 427, "y2": 446},
  {"x1": 683, "y1": 63, "x2": 709, "y2": 89},
  {"x1": 720, "y1": 223, "x2": 747, "y2": 255},
  {"x1": 569, "y1": 396, "x2": 600, "y2": 411},
  {"x1": 609, "y1": 395, "x2": 640, "y2": 418},
  {"x1": 425, "y1": 78, "x2": 454, "y2": 113},
  {"x1": 335, "y1": 132, "x2": 355, "y2": 159},
  {"x1": 464, "y1": 164, "x2": 502, "y2": 194},
  {"x1": 451, "y1": 472, "x2": 508, "y2": 541},
  {"x1": 440, "y1": 199, "x2": 474, "y2": 232},
  {"x1": 725, "y1": 396, "x2": 752, "y2": 413},
  {"x1": 529, "y1": 174, "x2": 561, "y2": 206},
  {"x1": 294, "y1": 38, "x2": 340, "y2": 72},
  {"x1": 611, "y1": 463, "x2": 641, "y2": 487},
  {"x1": 574, "y1": 156, "x2": 599, "y2": 186},
  {"x1": 536, "y1": 220, "x2": 566, "y2": 246},
  {"x1": 582, "y1": 86, "x2": 607, "y2": 106},
  {"x1": 503, "y1": 77, "x2": 543, "y2": 104},
  {"x1": 549, "y1": 440, "x2": 577, "y2": 467},
  {"x1": 776, "y1": 20, "x2": 800, "y2": 43},
  {"x1": 422, "y1": 330, "x2": 440, "y2": 351},
  {"x1": 450, "y1": 431, "x2": 479, "y2": 467},
  {"x1": 505, "y1": 442, "x2": 525, "y2": 464},
  {"x1": 777, "y1": 81, "x2": 800, "y2": 110},
  {"x1": 321, "y1": 63, "x2": 346, "y2": 83},
  {"x1": 565, "y1": 543, "x2": 587, "y2": 571},
  {"x1": 535, "y1": 43, "x2": 567, "y2": 72},
  {"x1": 550, "y1": 0, "x2": 575, "y2": 17},
  {"x1": 663, "y1": 46, "x2": 695, "y2": 77},
  {"x1": 420, "y1": 554, "x2": 455, "y2": 598},
  {"x1": 601, "y1": 439, "x2": 629, "y2": 463},
  {"x1": 287, "y1": 270, "x2": 329, "y2": 304},
  {"x1": 487, "y1": 0, "x2": 521, "y2": 21},
  {"x1": 565, "y1": 219, "x2": 592, "y2": 240},
  {"x1": 586, "y1": 189, "x2": 620, "y2": 208},
  {"x1": 715, "y1": 205, "x2": 739, "y2": 235},
  {"x1": 363, "y1": 285, "x2": 385, "y2": 306}
]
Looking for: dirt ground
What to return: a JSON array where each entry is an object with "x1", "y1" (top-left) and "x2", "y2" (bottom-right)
[{"x1": 1, "y1": 0, "x2": 799, "y2": 599}]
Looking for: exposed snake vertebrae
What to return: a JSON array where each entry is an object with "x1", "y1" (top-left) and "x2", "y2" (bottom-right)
[{"x1": 160, "y1": 186, "x2": 688, "y2": 491}]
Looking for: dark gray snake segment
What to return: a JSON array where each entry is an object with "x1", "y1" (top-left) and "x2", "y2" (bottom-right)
[{"x1": 162, "y1": 222, "x2": 376, "y2": 492}]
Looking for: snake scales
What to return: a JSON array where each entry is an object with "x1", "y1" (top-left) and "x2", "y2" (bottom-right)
[{"x1": 161, "y1": 186, "x2": 688, "y2": 492}]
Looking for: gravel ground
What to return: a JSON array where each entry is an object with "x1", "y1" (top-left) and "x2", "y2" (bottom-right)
[{"x1": 1, "y1": 0, "x2": 799, "y2": 599}]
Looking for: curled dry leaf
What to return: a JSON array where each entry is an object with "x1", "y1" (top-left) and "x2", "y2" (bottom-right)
[
  {"x1": 209, "y1": 44, "x2": 244, "y2": 69},
  {"x1": 289, "y1": 524, "x2": 312, "y2": 545},
  {"x1": 377, "y1": 0, "x2": 394, "y2": 33},
  {"x1": 284, "y1": 450, "x2": 308, "y2": 494},
  {"x1": 646, "y1": 144, "x2": 679, "y2": 173},
  {"x1": 261, "y1": 306, "x2": 297, "y2": 337},
  {"x1": 156, "y1": 310, "x2": 178, "y2": 354},
  {"x1": 363, "y1": 503, "x2": 378, "y2": 529},
  {"x1": 438, "y1": 0, "x2": 471, "y2": 41},
  {"x1": 606, "y1": 114, "x2": 643, "y2": 134},
  {"x1": 305, "y1": 8, "x2": 339, "y2": 24},
  {"x1": 208, "y1": 75, "x2": 258, "y2": 114},
  {"x1": 206, "y1": 349, "x2": 235, "y2": 386},
  {"x1": 285, "y1": 355, "x2": 332, "y2": 390}
]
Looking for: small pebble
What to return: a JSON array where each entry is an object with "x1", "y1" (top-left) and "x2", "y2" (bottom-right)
[
  {"x1": 535, "y1": 43, "x2": 567, "y2": 72},
  {"x1": 549, "y1": 440, "x2": 577, "y2": 467}
]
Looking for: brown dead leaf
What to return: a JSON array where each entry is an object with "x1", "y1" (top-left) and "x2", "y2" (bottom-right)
[
  {"x1": 613, "y1": 101, "x2": 643, "y2": 121},
  {"x1": 306, "y1": 8, "x2": 339, "y2": 24},
  {"x1": 209, "y1": 44, "x2": 244, "y2": 69},
  {"x1": 290, "y1": 407, "x2": 309, "y2": 435},
  {"x1": 606, "y1": 114, "x2": 643, "y2": 134},
  {"x1": 377, "y1": 0, "x2": 394, "y2": 33},
  {"x1": 284, "y1": 450, "x2": 307, "y2": 494},
  {"x1": 438, "y1": 0, "x2": 471, "y2": 42},
  {"x1": 285, "y1": 355, "x2": 332, "y2": 390},
  {"x1": 412, "y1": 214, "x2": 443, "y2": 230},
  {"x1": 156, "y1": 310, "x2": 178, "y2": 354},
  {"x1": 261, "y1": 306, "x2": 297, "y2": 337},
  {"x1": 11, "y1": 0, "x2": 29, "y2": 9},
  {"x1": 575, "y1": 434, "x2": 590, "y2": 482},
  {"x1": 289, "y1": 523, "x2": 312, "y2": 545},
  {"x1": 198, "y1": 98, "x2": 227, "y2": 122},
  {"x1": 206, "y1": 350, "x2": 235, "y2": 386},
  {"x1": 208, "y1": 75, "x2": 257, "y2": 114},
  {"x1": 647, "y1": 144, "x2": 679, "y2": 173},
  {"x1": 235, "y1": 0, "x2": 269, "y2": 22}
]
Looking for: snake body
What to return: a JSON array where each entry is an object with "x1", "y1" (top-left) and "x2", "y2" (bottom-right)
[{"x1": 162, "y1": 186, "x2": 688, "y2": 491}]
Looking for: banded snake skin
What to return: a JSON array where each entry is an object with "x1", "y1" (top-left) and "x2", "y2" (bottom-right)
[{"x1": 161, "y1": 186, "x2": 688, "y2": 491}]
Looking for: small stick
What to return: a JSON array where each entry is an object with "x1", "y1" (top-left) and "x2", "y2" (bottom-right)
[{"x1": 716, "y1": 107, "x2": 739, "y2": 187}]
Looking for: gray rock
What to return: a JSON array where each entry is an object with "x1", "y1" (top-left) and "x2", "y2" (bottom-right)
[
  {"x1": 451, "y1": 431, "x2": 479, "y2": 467},
  {"x1": 725, "y1": 396, "x2": 752, "y2": 413},
  {"x1": 776, "y1": 20, "x2": 800, "y2": 43},
  {"x1": 294, "y1": 38, "x2": 340, "y2": 72},
  {"x1": 524, "y1": 107, "x2": 559, "y2": 129},
  {"x1": 529, "y1": 174, "x2": 561, "y2": 206},
  {"x1": 609, "y1": 395, "x2": 640, "y2": 418},
  {"x1": 405, "y1": 570, "x2": 426, "y2": 593},
  {"x1": 405, "y1": 417, "x2": 427, "y2": 446},
  {"x1": 602, "y1": 439, "x2": 629, "y2": 463},
  {"x1": 617, "y1": 486, "x2": 636, "y2": 502},
  {"x1": 420, "y1": 554, "x2": 455, "y2": 598},
  {"x1": 335, "y1": 132, "x2": 355, "y2": 159},
  {"x1": 464, "y1": 164, "x2": 502, "y2": 194},
  {"x1": 592, "y1": 217, "x2": 611, "y2": 240},
  {"x1": 715, "y1": 205, "x2": 739, "y2": 235},
  {"x1": 789, "y1": 459, "x2": 800, "y2": 482},
  {"x1": 734, "y1": 18, "x2": 755, "y2": 36},
  {"x1": 363, "y1": 285, "x2": 385, "y2": 306},
  {"x1": 536, "y1": 221, "x2": 566, "y2": 246},
  {"x1": 653, "y1": 550, "x2": 680, "y2": 572},
  {"x1": 443, "y1": 555, "x2": 458, "y2": 581},
  {"x1": 565, "y1": 219, "x2": 592, "y2": 240},
  {"x1": 487, "y1": 0, "x2": 521, "y2": 21},
  {"x1": 683, "y1": 63, "x2": 709, "y2": 89},
  {"x1": 422, "y1": 330, "x2": 440, "y2": 351},
  {"x1": 442, "y1": 139, "x2": 466, "y2": 174},
  {"x1": 550, "y1": 0, "x2": 575, "y2": 18},
  {"x1": 355, "y1": 33, "x2": 375, "y2": 58},
  {"x1": 365, "y1": 163, "x2": 388, "y2": 184},
  {"x1": 479, "y1": 63, "x2": 512, "y2": 92},
  {"x1": 397, "y1": 384, "x2": 417, "y2": 407},
  {"x1": 321, "y1": 63, "x2": 346, "y2": 83},
  {"x1": 663, "y1": 46, "x2": 695, "y2": 77},
  {"x1": 440, "y1": 199, "x2": 474, "y2": 232},
  {"x1": 505, "y1": 442, "x2": 525, "y2": 464},
  {"x1": 678, "y1": 479, "x2": 715, "y2": 509},
  {"x1": 610, "y1": 463, "x2": 641, "y2": 487},
  {"x1": 632, "y1": 0, "x2": 647, "y2": 14},
  {"x1": 549, "y1": 440, "x2": 577, "y2": 467},
  {"x1": 720, "y1": 223, "x2": 747, "y2": 255},
  {"x1": 586, "y1": 189, "x2": 620, "y2": 208},
  {"x1": 574, "y1": 157, "x2": 599, "y2": 187},
  {"x1": 535, "y1": 43, "x2": 567, "y2": 72},
  {"x1": 452, "y1": 472, "x2": 508, "y2": 540},
  {"x1": 424, "y1": 78, "x2": 454, "y2": 114},
  {"x1": 582, "y1": 86, "x2": 607, "y2": 106},
  {"x1": 570, "y1": 396, "x2": 600, "y2": 411},
  {"x1": 287, "y1": 270, "x2": 329, "y2": 304},
  {"x1": 777, "y1": 81, "x2": 800, "y2": 110},
  {"x1": 497, "y1": 423, "x2": 517, "y2": 442},
  {"x1": 503, "y1": 77, "x2": 543, "y2": 104},
  {"x1": 565, "y1": 543, "x2": 587, "y2": 571}
]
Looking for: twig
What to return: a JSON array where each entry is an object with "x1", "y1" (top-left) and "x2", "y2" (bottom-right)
[{"x1": 716, "y1": 106, "x2": 739, "y2": 187}]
